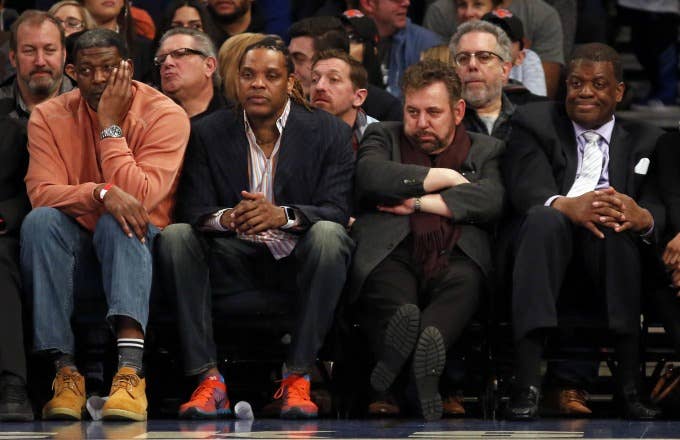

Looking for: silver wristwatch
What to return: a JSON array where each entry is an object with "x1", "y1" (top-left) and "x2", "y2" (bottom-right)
[{"x1": 100, "y1": 125, "x2": 123, "y2": 140}]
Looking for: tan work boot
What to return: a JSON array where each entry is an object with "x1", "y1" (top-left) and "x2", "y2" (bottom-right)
[
  {"x1": 42, "y1": 367, "x2": 86, "y2": 420},
  {"x1": 102, "y1": 367, "x2": 147, "y2": 421}
]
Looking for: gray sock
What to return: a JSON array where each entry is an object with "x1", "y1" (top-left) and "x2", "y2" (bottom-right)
[{"x1": 117, "y1": 338, "x2": 144, "y2": 375}]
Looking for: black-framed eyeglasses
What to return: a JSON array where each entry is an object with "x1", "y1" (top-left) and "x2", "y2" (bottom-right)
[
  {"x1": 453, "y1": 50, "x2": 503, "y2": 67},
  {"x1": 57, "y1": 17, "x2": 84, "y2": 30},
  {"x1": 153, "y1": 47, "x2": 207, "y2": 66}
]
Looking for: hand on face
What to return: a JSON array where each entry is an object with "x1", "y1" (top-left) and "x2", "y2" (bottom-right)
[{"x1": 97, "y1": 59, "x2": 133, "y2": 128}]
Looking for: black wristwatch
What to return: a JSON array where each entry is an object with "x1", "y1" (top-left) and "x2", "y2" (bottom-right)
[{"x1": 281, "y1": 206, "x2": 297, "y2": 229}]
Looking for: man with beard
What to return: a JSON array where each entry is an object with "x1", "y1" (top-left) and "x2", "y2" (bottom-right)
[
  {"x1": 0, "y1": 10, "x2": 73, "y2": 422},
  {"x1": 348, "y1": 59, "x2": 504, "y2": 420},
  {"x1": 21, "y1": 28, "x2": 189, "y2": 421},
  {"x1": 0, "y1": 10, "x2": 73, "y2": 123},
  {"x1": 449, "y1": 20, "x2": 514, "y2": 142},
  {"x1": 204, "y1": 0, "x2": 265, "y2": 48}
]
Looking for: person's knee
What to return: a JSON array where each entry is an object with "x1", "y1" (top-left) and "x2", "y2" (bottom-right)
[
  {"x1": 20, "y1": 207, "x2": 70, "y2": 246},
  {"x1": 156, "y1": 223, "x2": 201, "y2": 262},
  {"x1": 520, "y1": 205, "x2": 570, "y2": 237},
  {"x1": 93, "y1": 213, "x2": 129, "y2": 241},
  {"x1": 304, "y1": 221, "x2": 353, "y2": 251}
]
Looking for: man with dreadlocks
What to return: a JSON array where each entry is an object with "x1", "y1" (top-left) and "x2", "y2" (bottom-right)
[{"x1": 157, "y1": 36, "x2": 354, "y2": 420}]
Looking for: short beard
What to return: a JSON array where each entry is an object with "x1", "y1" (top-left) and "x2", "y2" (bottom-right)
[
  {"x1": 408, "y1": 132, "x2": 446, "y2": 155},
  {"x1": 462, "y1": 79, "x2": 503, "y2": 110},
  {"x1": 22, "y1": 73, "x2": 61, "y2": 99},
  {"x1": 209, "y1": 2, "x2": 249, "y2": 25}
]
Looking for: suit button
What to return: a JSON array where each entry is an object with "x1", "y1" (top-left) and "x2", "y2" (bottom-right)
[{"x1": 440, "y1": 250, "x2": 447, "y2": 256}]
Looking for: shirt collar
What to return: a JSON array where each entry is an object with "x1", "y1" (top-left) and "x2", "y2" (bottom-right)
[
  {"x1": 243, "y1": 99, "x2": 291, "y2": 136},
  {"x1": 572, "y1": 115, "x2": 616, "y2": 145}
]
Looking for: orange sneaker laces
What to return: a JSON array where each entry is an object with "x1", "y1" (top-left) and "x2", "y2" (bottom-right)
[
  {"x1": 188, "y1": 381, "x2": 221, "y2": 405},
  {"x1": 273, "y1": 375, "x2": 310, "y2": 402}
]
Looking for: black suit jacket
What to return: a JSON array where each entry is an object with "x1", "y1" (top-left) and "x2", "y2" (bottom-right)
[
  {"x1": 502, "y1": 102, "x2": 665, "y2": 241},
  {"x1": 347, "y1": 122, "x2": 505, "y2": 303},
  {"x1": 655, "y1": 131, "x2": 680, "y2": 243},
  {"x1": 0, "y1": 116, "x2": 29, "y2": 236},
  {"x1": 175, "y1": 102, "x2": 354, "y2": 228}
]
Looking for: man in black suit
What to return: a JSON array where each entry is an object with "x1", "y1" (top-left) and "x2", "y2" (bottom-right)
[
  {"x1": 156, "y1": 37, "x2": 354, "y2": 420},
  {"x1": 502, "y1": 42, "x2": 663, "y2": 420},
  {"x1": 349, "y1": 59, "x2": 504, "y2": 420}
]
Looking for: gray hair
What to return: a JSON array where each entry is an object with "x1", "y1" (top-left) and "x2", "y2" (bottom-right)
[
  {"x1": 449, "y1": 20, "x2": 512, "y2": 63},
  {"x1": 158, "y1": 27, "x2": 221, "y2": 86}
]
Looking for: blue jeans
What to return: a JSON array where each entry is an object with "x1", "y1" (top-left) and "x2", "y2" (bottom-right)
[{"x1": 20, "y1": 207, "x2": 159, "y2": 355}]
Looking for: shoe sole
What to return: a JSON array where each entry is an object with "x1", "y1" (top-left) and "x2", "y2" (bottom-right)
[
  {"x1": 280, "y1": 407, "x2": 318, "y2": 419},
  {"x1": 42, "y1": 407, "x2": 82, "y2": 421},
  {"x1": 413, "y1": 326, "x2": 445, "y2": 422},
  {"x1": 370, "y1": 304, "x2": 420, "y2": 392},
  {"x1": 101, "y1": 408, "x2": 147, "y2": 421},
  {"x1": 0, "y1": 413, "x2": 34, "y2": 422},
  {"x1": 179, "y1": 407, "x2": 232, "y2": 419}
]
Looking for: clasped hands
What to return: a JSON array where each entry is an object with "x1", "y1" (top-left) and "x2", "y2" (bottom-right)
[
  {"x1": 553, "y1": 187, "x2": 653, "y2": 239},
  {"x1": 219, "y1": 190, "x2": 286, "y2": 234}
]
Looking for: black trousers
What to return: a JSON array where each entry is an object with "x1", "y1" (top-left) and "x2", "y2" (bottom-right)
[
  {"x1": 0, "y1": 236, "x2": 27, "y2": 380},
  {"x1": 512, "y1": 206, "x2": 642, "y2": 341},
  {"x1": 358, "y1": 238, "x2": 483, "y2": 361},
  {"x1": 156, "y1": 222, "x2": 354, "y2": 376}
]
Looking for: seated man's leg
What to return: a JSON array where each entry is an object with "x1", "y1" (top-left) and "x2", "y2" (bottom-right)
[
  {"x1": 20, "y1": 207, "x2": 93, "y2": 420},
  {"x1": 507, "y1": 205, "x2": 574, "y2": 420},
  {"x1": 0, "y1": 236, "x2": 33, "y2": 420},
  {"x1": 418, "y1": 249, "x2": 483, "y2": 420},
  {"x1": 92, "y1": 213, "x2": 160, "y2": 421},
  {"x1": 579, "y1": 227, "x2": 659, "y2": 419},
  {"x1": 156, "y1": 224, "x2": 267, "y2": 419},
  {"x1": 278, "y1": 221, "x2": 353, "y2": 419},
  {"x1": 358, "y1": 240, "x2": 420, "y2": 416}
]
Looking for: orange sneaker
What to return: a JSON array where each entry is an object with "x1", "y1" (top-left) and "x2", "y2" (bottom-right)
[
  {"x1": 274, "y1": 374, "x2": 318, "y2": 419},
  {"x1": 179, "y1": 375, "x2": 231, "y2": 419}
]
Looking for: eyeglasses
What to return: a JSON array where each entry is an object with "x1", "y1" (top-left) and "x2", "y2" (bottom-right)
[
  {"x1": 453, "y1": 50, "x2": 503, "y2": 67},
  {"x1": 56, "y1": 17, "x2": 84, "y2": 30},
  {"x1": 153, "y1": 47, "x2": 207, "y2": 66}
]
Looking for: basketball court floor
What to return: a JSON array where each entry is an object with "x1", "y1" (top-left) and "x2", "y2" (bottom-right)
[{"x1": 1, "y1": 418, "x2": 680, "y2": 439}]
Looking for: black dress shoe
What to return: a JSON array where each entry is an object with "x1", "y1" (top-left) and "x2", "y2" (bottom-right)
[
  {"x1": 505, "y1": 385, "x2": 540, "y2": 420},
  {"x1": 0, "y1": 373, "x2": 34, "y2": 421},
  {"x1": 619, "y1": 384, "x2": 661, "y2": 420}
]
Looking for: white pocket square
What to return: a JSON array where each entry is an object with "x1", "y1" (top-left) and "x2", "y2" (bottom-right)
[{"x1": 634, "y1": 157, "x2": 650, "y2": 175}]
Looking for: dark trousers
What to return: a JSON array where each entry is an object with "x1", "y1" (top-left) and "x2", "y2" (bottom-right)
[
  {"x1": 512, "y1": 206, "x2": 641, "y2": 341},
  {"x1": 0, "y1": 236, "x2": 26, "y2": 380},
  {"x1": 157, "y1": 221, "x2": 354, "y2": 376},
  {"x1": 358, "y1": 239, "x2": 483, "y2": 360}
]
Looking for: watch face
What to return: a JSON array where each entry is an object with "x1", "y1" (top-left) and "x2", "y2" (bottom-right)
[
  {"x1": 109, "y1": 126, "x2": 123, "y2": 137},
  {"x1": 285, "y1": 207, "x2": 296, "y2": 221}
]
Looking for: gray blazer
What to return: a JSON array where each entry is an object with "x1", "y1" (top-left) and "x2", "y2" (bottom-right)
[{"x1": 347, "y1": 121, "x2": 505, "y2": 304}]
